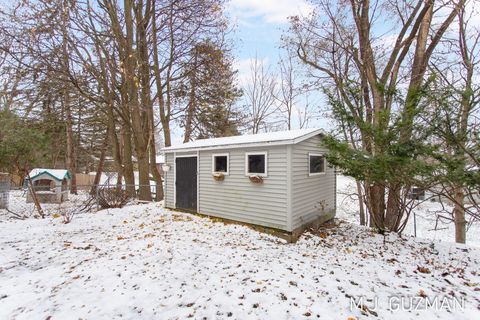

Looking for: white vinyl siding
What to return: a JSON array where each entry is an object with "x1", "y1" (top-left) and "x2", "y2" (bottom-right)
[
  {"x1": 291, "y1": 135, "x2": 336, "y2": 230},
  {"x1": 164, "y1": 133, "x2": 335, "y2": 233},
  {"x1": 164, "y1": 153, "x2": 175, "y2": 208},
  {"x1": 199, "y1": 146, "x2": 288, "y2": 230}
]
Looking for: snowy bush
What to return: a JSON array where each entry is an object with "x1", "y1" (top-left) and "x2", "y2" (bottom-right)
[{"x1": 96, "y1": 187, "x2": 130, "y2": 209}]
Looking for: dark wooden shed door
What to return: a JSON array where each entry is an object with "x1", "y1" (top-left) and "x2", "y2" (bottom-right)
[{"x1": 175, "y1": 156, "x2": 197, "y2": 212}]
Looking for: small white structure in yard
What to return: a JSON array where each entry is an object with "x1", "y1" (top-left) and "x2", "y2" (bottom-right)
[
  {"x1": 26, "y1": 169, "x2": 71, "y2": 204},
  {"x1": 161, "y1": 128, "x2": 336, "y2": 240},
  {"x1": 156, "y1": 154, "x2": 166, "y2": 177}
]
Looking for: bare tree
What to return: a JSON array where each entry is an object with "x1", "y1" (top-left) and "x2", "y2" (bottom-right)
[
  {"x1": 277, "y1": 50, "x2": 313, "y2": 130},
  {"x1": 60, "y1": 0, "x2": 78, "y2": 194},
  {"x1": 152, "y1": 0, "x2": 228, "y2": 146},
  {"x1": 244, "y1": 56, "x2": 279, "y2": 133},
  {"x1": 426, "y1": 3, "x2": 480, "y2": 243},
  {"x1": 288, "y1": 0, "x2": 466, "y2": 233}
]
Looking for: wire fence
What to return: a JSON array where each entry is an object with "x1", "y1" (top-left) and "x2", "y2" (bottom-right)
[
  {"x1": 2, "y1": 182, "x2": 162, "y2": 212},
  {"x1": 75, "y1": 183, "x2": 162, "y2": 196},
  {"x1": 72, "y1": 184, "x2": 163, "y2": 210}
]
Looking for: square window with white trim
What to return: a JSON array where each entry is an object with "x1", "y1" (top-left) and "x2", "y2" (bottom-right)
[
  {"x1": 309, "y1": 153, "x2": 326, "y2": 175},
  {"x1": 245, "y1": 152, "x2": 267, "y2": 176},
  {"x1": 212, "y1": 153, "x2": 229, "y2": 175}
]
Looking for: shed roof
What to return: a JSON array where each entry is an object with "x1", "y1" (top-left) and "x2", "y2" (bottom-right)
[
  {"x1": 28, "y1": 168, "x2": 71, "y2": 181},
  {"x1": 162, "y1": 128, "x2": 325, "y2": 152}
]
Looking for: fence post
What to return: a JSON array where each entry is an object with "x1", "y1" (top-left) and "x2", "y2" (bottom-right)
[{"x1": 0, "y1": 173, "x2": 10, "y2": 210}]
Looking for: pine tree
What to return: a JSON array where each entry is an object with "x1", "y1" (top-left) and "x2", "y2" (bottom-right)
[
  {"x1": 180, "y1": 40, "x2": 243, "y2": 141},
  {"x1": 0, "y1": 110, "x2": 50, "y2": 174}
]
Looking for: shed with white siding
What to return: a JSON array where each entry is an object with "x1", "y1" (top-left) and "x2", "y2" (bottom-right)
[
  {"x1": 26, "y1": 168, "x2": 71, "y2": 204},
  {"x1": 161, "y1": 128, "x2": 336, "y2": 238}
]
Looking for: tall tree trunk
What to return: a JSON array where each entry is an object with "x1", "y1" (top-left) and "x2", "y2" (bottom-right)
[
  {"x1": 151, "y1": 0, "x2": 172, "y2": 146},
  {"x1": 65, "y1": 93, "x2": 77, "y2": 194},
  {"x1": 90, "y1": 133, "x2": 108, "y2": 195},
  {"x1": 61, "y1": 0, "x2": 77, "y2": 194},
  {"x1": 122, "y1": 125, "x2": 135, "y2": 196},
  {"x1": 453, "y1": 185, "x2": 466, "y2": 243},
  {"x1": 451, "y1": 8, "x2": 474, "y2": 244},
  {"x1": 385, "y1": 184, "x2": 401, "y2": 230},
  {"x1": 107, "y1": 101, "x2": 124, "y2": 187},
  {"x1": 366, "y1": 183, "x2": 385, "y2": 231},
  {"x1": 124, "y1": 0, "x2": 151, "y2": 201},
  {"x1": 184, "y1": 47, "x2": 198, "y2": 142},
  {"x1": 356, "y1": 180, "x2": 366, "y2": 226},
  {"x1": 136, "y1": 152, "x2": 151, "y2": 200},
  {"x1": 144, "y1": 75, "x2": 164, "y2": 201}
]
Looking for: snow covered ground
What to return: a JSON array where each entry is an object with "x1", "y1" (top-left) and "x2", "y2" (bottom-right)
[
  {"x1": 0, "y1": 179, "x2": 479, "y2": 319},
  {"x1": 0, "y1": 190, "x2": 91, "y2": 222},
  {"x1": 336, "y1": 175, "x2": 480, "y2": 247}
]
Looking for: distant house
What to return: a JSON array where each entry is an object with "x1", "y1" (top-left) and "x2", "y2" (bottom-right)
[
  {"x1": 407, "y1": 165, "x2": 479, "y2": 205},
  {"x1": 156, "y1": 155, "x2": 165, "y2": 177},
  {"x1": 131, "y1": 155, "x2": 166, "y2": 177},
  {"x1": 161, "y1": 128, "x2": 336, "y2": 239},
  {"x1": 26, "y1": 169, "x2": 71, "y2": 204}
]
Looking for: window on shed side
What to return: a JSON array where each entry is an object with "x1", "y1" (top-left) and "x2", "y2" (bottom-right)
[
  {"x1": 309, "y1": 153, "x2": 325, "y2": 175},
  {"x1": 246, "y1": 152, "x2": 267, "y2": 176},
  {"x1": 212, "y1": 153, "x2": 229, "y2": 174}
]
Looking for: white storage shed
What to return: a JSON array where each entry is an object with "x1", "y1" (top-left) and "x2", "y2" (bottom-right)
[{"x1": 161, "y1": 128, "x2": 336, "y2": 239}]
